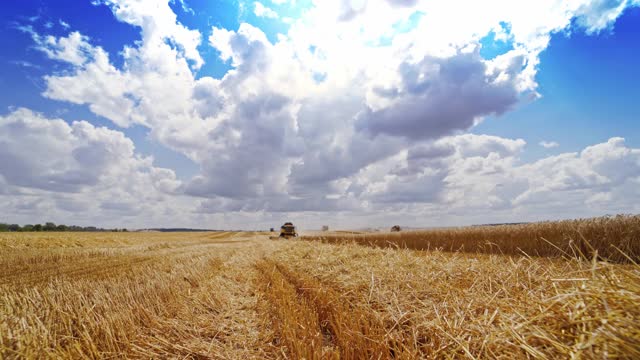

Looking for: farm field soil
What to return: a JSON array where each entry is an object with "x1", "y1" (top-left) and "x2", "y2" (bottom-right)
[{"x1": 1, "y1": 231, "x2": 639, "y2": 359}]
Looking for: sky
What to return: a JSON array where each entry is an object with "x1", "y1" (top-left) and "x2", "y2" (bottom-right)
[{"x1": 0, "y1": 0, "x2": 639, "y2": 230}]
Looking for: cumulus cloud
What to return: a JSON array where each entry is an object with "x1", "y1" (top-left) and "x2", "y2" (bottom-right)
[
  {"x1": 359, "y1": 135, "x2": 640, "y2": 223},
  {"x1": 32, "y1": 31, "x2": 96, "y2": 66},
  {"x1": 6, "y1": 0, "x2": 639, "y2": 227},
  {"x1": 41, "y1": 35, "x2": 138, "y2": 128},
  {"x1": 0, "y1": 108, "x2": 136, "y2": 192},
  {"x1": 356, "y1": 51, "x2": 524, "y2": 140},
  {"x1": 575, "y1": 0, "x2": 639, "y2": 34},
  {"x1": 254, "y1": 2, "x2": 279, "y2": 19},
  {"x1": 513, "y1": 138, "x2": 640, "y2": 207},
  {"x1": 363, "y1": 134, "x2": 526, "y2": 206},
  {"x1": 0, "y1": 108, "x2": 186, "y2": 226},
  {"x1": 95, "y1": 0, "x2": 203, "y2": 68}
]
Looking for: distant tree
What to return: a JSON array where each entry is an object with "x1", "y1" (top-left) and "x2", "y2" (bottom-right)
[
  {"x1": 44, "y1": 222, "x2": 56, "y2": 231},
  {"x1": 0, "y1": 222, "x2": 126, "y2": 232}
]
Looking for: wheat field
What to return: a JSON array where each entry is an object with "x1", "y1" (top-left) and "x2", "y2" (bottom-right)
[
  {"x1": 1, "y1": 223, "x2": 639, "y2": 358},
  {"x1": 303, "y1": 215, "x2": 640, "y2": 263}
]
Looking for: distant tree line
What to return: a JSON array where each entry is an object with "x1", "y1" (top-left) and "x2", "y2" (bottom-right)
[{"x1": 0, "y1": 222, "x2": 127, "y2": 232}]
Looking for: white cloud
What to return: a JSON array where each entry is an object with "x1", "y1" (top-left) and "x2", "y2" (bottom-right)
[
  {"x1": 254, "y1": 2, "x2": 279, "y2": 19},
  {"x1": 513, "y1": 138, "x2": 640, "y2": 207},
  {"x1": 29, "y1": 31, "x2": 95, "y2": 67},
  {"x1": 359, "y1": 135, "x2": 640, "y2": 224},
  {"x1": 6, "y1": 0, "x2": 639, "y2": 228},
  {"x1": 95, "y1": 0, "x2": 203, "y2": 68},
  {"x1": 0, "y1": 108, "x2": 190, "y2": 227},
  {"x1": 356, "y1": 50, "x2": 525, "y2": 140},
  {"x1": 575, "y1": 0, "x2": 638, "y2": 34},
  {"x1": 540, "y1": 140, "x2": 559, "y2": 148}
]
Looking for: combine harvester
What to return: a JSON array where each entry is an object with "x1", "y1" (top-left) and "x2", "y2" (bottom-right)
[{"x1": 279, "y1": 222, "x2": 298, "y2": 239}]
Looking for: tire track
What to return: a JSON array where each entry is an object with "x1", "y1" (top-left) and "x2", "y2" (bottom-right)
[
  {"x1": 128, "y1": 235, "x2": 277, "y2": 359},
  {"x1": 255, "y1": 260, "x2": 412, "y2": 359}
]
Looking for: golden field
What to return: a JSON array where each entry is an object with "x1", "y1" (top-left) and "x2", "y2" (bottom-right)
[
  {"x1": 303, "y1": 215, "x2": 640, "y2": 263},
  {"x1": 1, "y1": 218, "x2": 639, "y2": 359}
]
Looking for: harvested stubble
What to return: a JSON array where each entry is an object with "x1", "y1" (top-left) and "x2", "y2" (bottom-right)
[
  {"x1": 0, "y1": 231, "x2": 278, "y2": 359},
  {"x1": 264, "y1": 240, "x2": 640, "y2": 359},
  {"x1": 302, "y1": 215, "x2": 640, "y2": 263},
  {"x1": 2, "y1": 230, "x2": 639, "y2": 358}
]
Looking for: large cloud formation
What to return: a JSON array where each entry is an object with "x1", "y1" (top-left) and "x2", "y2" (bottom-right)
[
  {"x1": 0, "y1": 108, "x2": 189, "y2": 227},
  {"x1": 2, "y1": 0, "x2": 640, "y2": 228}
]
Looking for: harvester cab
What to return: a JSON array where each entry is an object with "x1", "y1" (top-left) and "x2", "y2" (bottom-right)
[{"x1": 279, "y1": 222, "x2": 298, "y2": 238}]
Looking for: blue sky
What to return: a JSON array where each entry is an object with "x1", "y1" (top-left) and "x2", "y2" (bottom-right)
[
  {"x1": 0, "y1": 0, "x2": 639, "y2": 229},
  {"x1": 475, "y1": 7, "x2": 640, "y2": 161}
]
